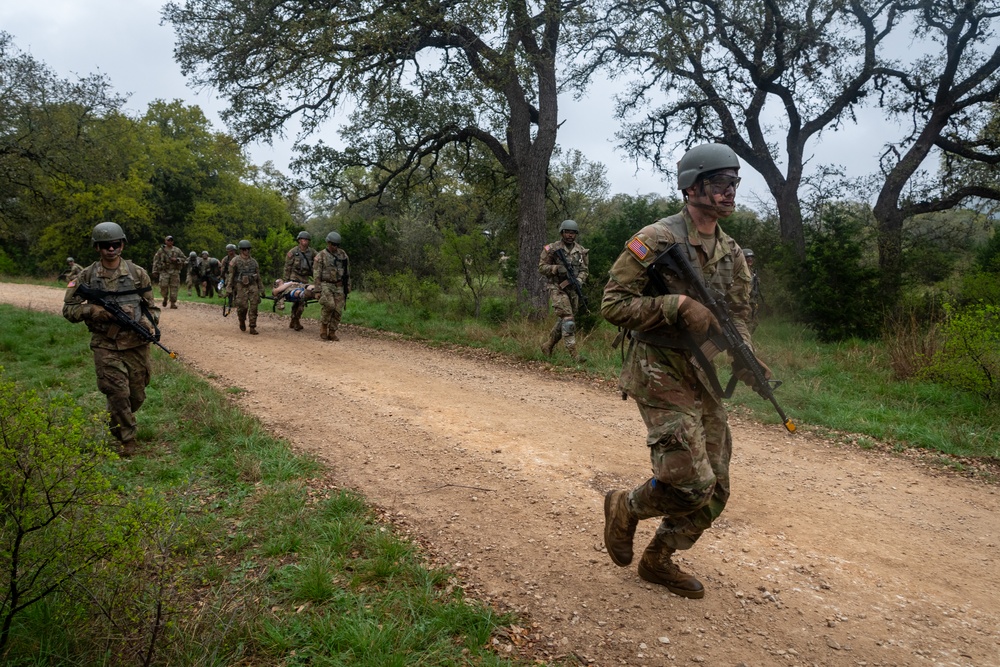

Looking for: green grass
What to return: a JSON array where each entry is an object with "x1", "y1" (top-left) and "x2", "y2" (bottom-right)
[{"x1": 0, "y1": 304, "x2": 537, "y2": 666}]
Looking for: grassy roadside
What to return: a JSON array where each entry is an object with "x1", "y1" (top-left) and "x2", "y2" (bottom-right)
[{"x1": 0, "y1": 304, "x2": 543, "y2": 666}]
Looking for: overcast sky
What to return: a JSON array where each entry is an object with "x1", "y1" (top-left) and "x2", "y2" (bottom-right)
[{"x1": 2, "y1": 0, "x2": 892, "y2": 206}]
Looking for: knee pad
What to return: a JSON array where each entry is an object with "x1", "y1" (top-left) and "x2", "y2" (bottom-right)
[{"x1": 561, "y1": 318, "x2": 576, "y2": 337}]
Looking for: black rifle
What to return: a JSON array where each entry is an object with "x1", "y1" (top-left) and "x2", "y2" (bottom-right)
[
  {"x1": 222, "y1": 289, "x2": 233, "y2": 317},
  {"x1": 553, "y1": 248, "x2": 589, "y2": 313},
  {"x1": 75, "y1": 284, "x2": 177, "y2": 359},
  {"x1": 648, "y1": 244, "x2": 794, "y2": 433}
]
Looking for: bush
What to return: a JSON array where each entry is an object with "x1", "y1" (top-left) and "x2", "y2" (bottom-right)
[
  {"x1": 921, "y1": 302, "x2": 1000, "y2": 401},
  {"x1": 364, "y1": 269, "x2": 442, "y2": 310},
  {"x1": 795, "y1": 204, "x2": 883, "y2": 342},
  {"x1": 0, "y1": 371, "x2": 147, "y2": 653}
]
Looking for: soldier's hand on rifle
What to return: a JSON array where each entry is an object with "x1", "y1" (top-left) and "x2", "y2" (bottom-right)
[
  {"x1": 677, "y1": 296, "x2": 721, "y2": 336},
  {"x1": 733, "y1": 356, "x2": 773, "y2": 390},
  {"x1": 87, "y1": 306, "x2": 115, "y2": 323},
  {"x1": 556, "y1": 265, "x2": 568, "y2": 277}
]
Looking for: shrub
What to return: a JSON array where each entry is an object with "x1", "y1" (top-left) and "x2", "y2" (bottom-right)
[
  {"x1": 921, "y1": 302, "x2": 1000, "y2": 401},
  {"x1": 0, "y1": 372, "x2": 145, "y2": 652},
  {"x1": 364, "y1": 269, "x2": 441, "y2": 310}
]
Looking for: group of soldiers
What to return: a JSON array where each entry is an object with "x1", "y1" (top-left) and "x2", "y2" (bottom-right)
[
  {"x1": 62, "y1": 142, "x2": 772, "y2": 604},
  {"x1": 60, "y1": 225, "x2": 351, "y2": 457}
]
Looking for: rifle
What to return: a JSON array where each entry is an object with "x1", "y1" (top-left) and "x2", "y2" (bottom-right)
[
  {"x1": 222, "y1": 288, "x2": 233, "y2": 317},
  {"x1": 75, "y1": 284, "x2": 177, "y2": 359},
  {"x1": 648, "y1": 244, "x2": 795, "y2": 433},
  {"x1": 553, "y1": 248, "x2": 589, "y2": 313}
]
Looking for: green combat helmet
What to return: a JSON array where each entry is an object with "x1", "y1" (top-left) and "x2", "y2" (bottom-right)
[
  {"x1": 91, "y1": 221, "x2": 127, "y2": 244},
  {"x1": 226, "y1": 243, "x2": 237, "y2": 252},
  {"x1": 296, "y1": 231, "x2": 311, "y2": 240},
  {"x1": 676, "y1": 144, "x2": 740, "y2": 190},
  {"x1": 558, "y1": 219, "x2": 580, "y2": 233},
  {"x1": 238, "y1": 240, "x2": 251, "y2": 250},
  {"x1": 326, "y1": 231, "x2": 342, "y2": 244},
  {"x1": 189, "y1": 251, "x2": 197, "y2": 259}
]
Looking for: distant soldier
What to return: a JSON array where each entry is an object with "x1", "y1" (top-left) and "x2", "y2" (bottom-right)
[
  {"x1": 283, "y1": 231, "x2": 316, "y2": 331},
  {"x1": 742, "y1": 248, "x2": 763, "y2": 332},
  {"x1": 60, "y1": 256, "x2": 83, "y2": 283},
  {"x1": 200, "y1": 250, "x2": 221, "y2": 298},
  {"x1": 62, "y1": 222, "x2": 160, "y2": 456},
  {"x1": 219, "y1": 243, "x2": 237, "y2": 295},
  {"x1": 538, "y1": 220, "x2": 589, "y2": 361},
  {"x1": 151, "y1": 235, "x2": 185, "y2": 308},
  {"x1": 226, "y1": 240, "x2": 264, "y2": 334},
  {"x1": 185, "y1": 251, "x2": 201, "y2": 296},
  {"x1": 312, "y1": 231, "x2": 350, "y2": 341}
]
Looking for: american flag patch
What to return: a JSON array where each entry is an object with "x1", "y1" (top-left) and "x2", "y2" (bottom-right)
[{"x1": 627, "y1": 236, "x2": 650, "y2": 260}]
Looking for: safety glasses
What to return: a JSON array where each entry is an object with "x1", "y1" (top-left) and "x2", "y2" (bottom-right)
[
  {"x1": 98, "y1": 241, "x2": 123, "y2": 250},
  {"x1": 705, "y1": 175, "x2": 741, "y2": 194}
]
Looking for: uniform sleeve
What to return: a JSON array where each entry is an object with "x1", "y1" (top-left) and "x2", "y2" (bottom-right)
[
  {"x1": 726, "y1": 244, "x2": 754, "y2": 346},
  {"x1": 138, "y1": 268, "x2": 161, "y2": 327},
  {"x1": 311, "y1": 252, "x2": 323, "y2": 284},
  {"x1": 577, "y1": 248, "x2": 589, "y2": 285},
  {"x1": 538, "y1": 245, "x2": 557, "y2": 278},
  {"x1": 226, "y1": 259, "x2": 236, "y2": 294},
  {"x1": 283, "y1": 250, "x2": 294, "y2": 281},
  {"x1": 600, "y1": 232, "x2": 683, "y2": 332},
  {"x1": 62, "y1": 281, "x2": 91, "y2": 323}
]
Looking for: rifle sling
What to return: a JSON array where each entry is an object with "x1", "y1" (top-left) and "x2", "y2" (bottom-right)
[{"x1": 628, "y1": 329, "x2": 727, "y2": 397}]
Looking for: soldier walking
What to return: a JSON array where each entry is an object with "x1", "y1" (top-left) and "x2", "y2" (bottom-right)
[
  {"x1": 312, "y1": 231, "x2": 350, "y2": 341},
  {"x1": 538, "y1": 220, "x2": 589, "y2": 361},
  {"x1": 283, "y1": 231, "x2": 316, "y2": 331},
  {"x1": 226, "y1": 240, "x2": 264, "y2": 334},
  {"x1": 601, "y1": 144, "x2": 769, "y2": 599},
  {"x1": 62, "y1": 222, "x2": 160, "y2": 456},
  {"x1": 151, "y1": 235, "x2": 185, "y2": 308}
]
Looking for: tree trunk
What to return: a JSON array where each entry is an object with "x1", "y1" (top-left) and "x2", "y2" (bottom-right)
[{"x1": 515, "y1": 166, "x2": 550, "y2": 317}]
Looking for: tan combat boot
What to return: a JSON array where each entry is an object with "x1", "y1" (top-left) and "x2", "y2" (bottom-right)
[
  {"x1": 320, "y1": 324, "x2": 329, "y2": 340},
  {"x1": 119, "y1": 439, "x2": 138, "y2": 457},
  {"x1": 637, "y1": 537, "x2": 705, "y2": 599},
  {"x1": 565, "y1": 341, "x2": 586, "y2": 363},
  {"x1": 239, "y1": 316, "x2": 246, "y2": 332},
  {"x1": 603, "y1": 490, "x2": 638, "y2": 566},
  {"x1": 248, "y1": 326, "x2": 259, "y2": 335},
  {"x1": 329, "y1": 331, "x2": 339, "y2": 341}
]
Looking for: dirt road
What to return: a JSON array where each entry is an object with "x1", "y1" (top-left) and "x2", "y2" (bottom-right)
[{"x1": 3, "y1": 283, "x2": 999, "y2": 667}]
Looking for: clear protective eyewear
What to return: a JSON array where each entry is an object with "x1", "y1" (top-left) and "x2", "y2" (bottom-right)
[{"x1": 704, "y1": 175, "x2": 741, "y2": 194}]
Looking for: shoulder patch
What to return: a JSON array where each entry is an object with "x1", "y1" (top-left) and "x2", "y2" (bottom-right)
[
  {"x1": 67, "y1": 280, "x2": 76, "y2": 288},
  {"x1": 627, "y1": 236, "x2": 651, "y2": 261}
]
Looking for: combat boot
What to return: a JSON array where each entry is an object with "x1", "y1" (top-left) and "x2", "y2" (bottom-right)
[
  {"x1": 170, "y1": 302, "x2": 177, "y2": 309},
  {"x1": 540, "y1": 328, "x2": 561, "y2": 357},
  {"x1": 162, "y1": 296, "x2": 167, "y2": 306},
  {"x1": 239, "y1": 316, "x2": 247, "y2": 332},
  {"x1": 320, "y1": 324, "x2": 329, "y2": 340},
  {"x1": 329, "y1": 331, "x2": 339, "y2": 341},
  {"x1": 248, "y1": 327, "x2": 258, "y2": 335},
  {"x1": 637, "y1": 537, "x2": 705, "y2": 599},
  {"x1": 119, "y1": 439, "x2": 138, "y2": 457},
  {"x1": 603, "y1": 490, "x2": 638, "y2": 566}
]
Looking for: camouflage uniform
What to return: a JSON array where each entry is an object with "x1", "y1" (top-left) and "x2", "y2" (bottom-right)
[
  {"x1": 185, "y1": 254, "x2": 201, "y2": 296},
  {"x1": 538, "y1": 238, "x2": 589, "y2": 358},
  {"x1": 62, "y1": 260, "x2": 84, "y2": 283},
  {"x1": 227, "y1": 254, "x2": 264, "y2": 332},
  {"x1": 219, "y1": 250, "x2": 236, "y2": 294},
  {"x1": 312, "y1": 246, "x2": 350, "y2": 340},
  {"x1": 602, "y1": 208, "x2": 753, "y2": 556},
  {"x1": 284, "y1": 244, "x2": 316, "y2": 330},
  {"x1": 152, "y1": 243, "x2": 186, "y2": 306},
  {"x1": 63, "y1": 260, "x2": 160, "y2": 446},
  {"x1": 201, "y1": 256, "x2": 221, "y2": 298}
]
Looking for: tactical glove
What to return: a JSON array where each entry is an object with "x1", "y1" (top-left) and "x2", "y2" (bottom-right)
[
  {"x1": 733, "y1": 356, "x2": 773, "y2": 391},
  {"x1": 677, "y1": 297, "x2": 720, "y2": 336},
  {"x1": 555, "y1": 265, "x2": 568, "y2": 277},
  {"x1": 88, "y1": 306, "x2": 115, "y2": 323}
]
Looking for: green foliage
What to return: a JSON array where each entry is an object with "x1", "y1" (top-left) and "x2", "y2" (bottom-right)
[
  {"x1": 364, "y1": 270, "x2": 442, "y2": 312},
  {"x1": 958, "y1": 269, "x2": 1000, "y2": 306},
  {"x1": 976, "y1": 227, "x2": 1000, "y2": 273},
  {"x1": 795, "y1": 204, "x2": 883, "y2": 341},
  {"x1": 921, "y1": 302, "x2": 1000, "y2": 401},
  {"x1": 0, "y1": 371, "x2": 145, "y2": 652}
]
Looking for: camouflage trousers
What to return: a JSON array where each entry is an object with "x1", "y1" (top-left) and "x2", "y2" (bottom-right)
[
  {"x1": 234, "y1": 287, "x2": 261, "y2": 327},
  {"x1": 92, "y1": 345, "x2": 151, "y2": 443},
  {"x1": 159, "y1": 272, "x2": 181, "y2": 304},
  {"x1": 318, "y1": 284, "x2": 346, "y2": 333},
  {"x1": 626, "y1": 383, "x2": 732, "y2": 552},
  {"x1": 547, "y1": 286, "x2": 581, "y2": 344}
]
